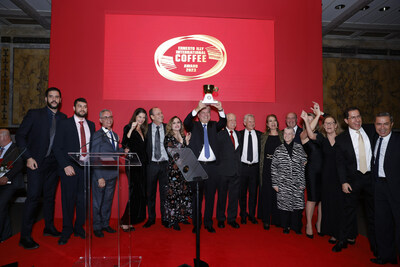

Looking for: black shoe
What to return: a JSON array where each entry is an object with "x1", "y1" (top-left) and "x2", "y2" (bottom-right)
[
  {"x1": 217, "y1": 221, "x2": 225, "y2": 228},
  {"x1": 74, "y1": 230, "x2": 86, "y2": 239},
  {"x1": 370, "y1": 257, "x2": 398, "y2": 265},
  {"x1": 102, "y1": 226, "x2": 116, "y2": 233},
  {"x1": 172, "y1": 222, "x2": 181, "y2": 231},
  {"x1": 283, "y1": 228, "x2": 290, "y2": 234},
  {"x1": 328, "y1": 238, "x2": 337, "y2": 244},
  {"x1": 347, "y1": 239, "x2": 356, "y2": 245},
  {"x1": 306, "y1": 233, "x2": 314, "y2": 239},
  {"x1": 240, "y1": 217, "x2": 247, "y2": 224},
  {"x1": 249, "y1": 217, "x2": 258, "y2": 224},
  {"x1": 143, "y1": 220, "x2": 155, "y2": 228},
  {"x1": 94, "y1": 230, "x2": 104, "y2": 238},
  {"x1": 19, "y1": 237, "x2": 39, "y2": 249},
  {"x1": 43, "y1": 227, "x2": 61, "y2": 237},
  {"x1": 58, "y1": 236, "x2": 69, "y2": 245},
  {"x1": 228, "y1": 221, "x2": 240, "y2": 229},
  {"x1": 205, "y1": 226, "x2": 216, "y2": 233},
  {"x1": 263, "y1": 223, "x2": 270, "y2": 230},
  {"x1": 332, "y1": 241, "x2": 347, "y2": 252}
]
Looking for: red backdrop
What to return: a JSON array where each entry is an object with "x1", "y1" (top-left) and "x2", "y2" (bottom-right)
[{"x1": 49, "y1": 0, "x2": 322, "y2": 218}]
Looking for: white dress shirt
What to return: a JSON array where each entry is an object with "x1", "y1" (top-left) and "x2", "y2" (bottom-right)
[
  {"x1": 241, "y1": 129, "x2": 258, "y2": 164},
  {"x1": 349, "y1": 127, "x2": 372, "y2": 172},
  {"x1": 374, "y1": 132, "x2": 391, "y2": 178}
]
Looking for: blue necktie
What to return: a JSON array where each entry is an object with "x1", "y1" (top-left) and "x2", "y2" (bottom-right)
[
  {"x1": 110, "y1": 131, "x2": 116, "y2": 150},
  {"x1": 203, "y1": 124, "x2": 210, "y2": 159}
]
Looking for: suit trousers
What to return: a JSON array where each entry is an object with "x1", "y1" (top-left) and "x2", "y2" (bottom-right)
[
  {"x1": 280, "y1": 209, "x2": 303, "y2": 232},
  {"x1": 21, "y1": 155, "x2": 59, "y2": 238},
  {"x1": 60, "y1": 166, "x2": 85, "y2": 238},
  {"x1": 146, "y1": 161, "x2": 168, "y2": 221},
  {"x1": 0, "y1": 184, "x2": 19, "y2": 241},
  {"x1": 216, "y1": 174, "x2": 240, "y2": 222},
  {"x1": 239, "y1": 163, "x2": 259, "y2": 219},
  {"x1": 92, "y1": 177, "x2": 117, "y2": 231},
  {"x1": 375, "y1": 178, "x2": 400, "y2": 262}
]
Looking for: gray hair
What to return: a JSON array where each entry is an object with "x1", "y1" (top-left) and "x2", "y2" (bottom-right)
[
  {"x1": 243, "y1": 114, "x2": 255, "y2": 123},
  {"x1": 284, "y1": 127, "x2": 295, "y2": 134},
  {"x1": 99, "y1": 109, "x2": 112, "y2": 118},
  {"x1": 376, "y1": 112, "x2": 393, "y2": 123}
]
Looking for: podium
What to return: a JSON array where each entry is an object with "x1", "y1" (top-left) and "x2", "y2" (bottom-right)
[{"x1": 68, "y1": 152, "x2": 142, "y2": 267}]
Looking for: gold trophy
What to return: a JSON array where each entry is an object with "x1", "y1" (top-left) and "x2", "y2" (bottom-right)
[{"x1": 202, "y1": 84, "x2": 219, "y2": 104}]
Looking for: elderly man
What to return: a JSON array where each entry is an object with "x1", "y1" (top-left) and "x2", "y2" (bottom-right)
[
  {"x1": 285, "y1": 112, "x2": 303, "y2": 144},
  {"x1": 271, "y1": 127, "x2": 307, "y2": 234},
  {"x1": 184, "y1": 100, "x2": 226, "y2": 233},
  {"x1": 0, "y1": 129, "x2": 24, "y2": 242}
]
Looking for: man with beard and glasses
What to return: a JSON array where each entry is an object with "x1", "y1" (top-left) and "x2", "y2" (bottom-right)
[
  {"x1": 16, "y1": 87, "x2": 67, "y2": 249},
  {"x1": 53, "y1": 98, "x2": 95, "y2": 245}
]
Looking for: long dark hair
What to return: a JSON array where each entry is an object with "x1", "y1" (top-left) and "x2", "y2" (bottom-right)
[
  {"x1": 166, "y1": 116, "x2": 185, "y2": 137},
  {"x1": 265, "y1": 114, "x2": 279, "y2": 133},
  {"x1": 129, "y1": 108, "x2": 148, "y2": 136}
]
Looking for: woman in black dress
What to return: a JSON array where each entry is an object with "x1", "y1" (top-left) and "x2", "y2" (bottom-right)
[
  {"x1": 258, "y1": 114, "x2": 283, "y2": 230},
  {"x1": 163, "y1": 116, "x2": 192, "y2": 231},
  {"x1": 120, "y1": 108, "x2": 148, "y2": 231}
]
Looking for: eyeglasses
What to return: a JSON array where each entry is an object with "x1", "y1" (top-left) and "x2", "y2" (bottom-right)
[
  {"x1": 101, "y1": 116, "x2": 113, "y2": 120},
  {"x1": 348, "y1": 115, "x2": 361, "y2": 120}
]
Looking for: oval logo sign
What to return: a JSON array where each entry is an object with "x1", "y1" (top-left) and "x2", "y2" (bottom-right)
[{"x1": 154, "y1": 35, "x2": 227, "y2": 82}]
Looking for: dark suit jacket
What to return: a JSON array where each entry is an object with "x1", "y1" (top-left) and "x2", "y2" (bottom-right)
[
  {"x1": 16, "y1": 107, "x2": 67, "y2": 165},
  {"x1": 53, "y1": 117, "x2": 95, "y2": 170},
  {"x1": 1, "y1": 143, "x2": 24, "y2": 189},
  {"x1": 183, "y1": 111, "x2": 227, "y2": 158},
  {"x1": 336, "y1": 124, "x2": 375, "y2": 184},
  {"x1": 91, "y1": 129, "x2": 123, "y2": 181},
  {"x1": 239, "y1": 129, "x2": 262, "y2": 163},
  {"x1": 294, "y1": 126, "x2": 303, "y2": 144},
  {"x1": 217, "y1": 129, "x2": 242, "y2": 176},
  {"x1": 146, "y1": 122, "x2": 167, "y2": 161}
]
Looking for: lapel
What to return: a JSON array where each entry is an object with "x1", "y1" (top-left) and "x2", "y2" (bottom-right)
[{"x1": 70, "y1": 117, "x2": 81, "y2": 147}]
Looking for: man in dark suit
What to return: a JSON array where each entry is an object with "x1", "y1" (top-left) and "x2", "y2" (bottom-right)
[
  {"x1": 143, "y1": 107, "x2": 169, "y2": 228},
  {"x1": 16, "y1": 87, "x2": 67, "y2": 249},
  {"x1": 285, "y1": 112, "x2": 303, "y2": 144},
  {"x1": 91, "y1": 109, "x2": 123, "y2": 237},
  {"x1": 334, "y1": 107, "x2": 376, "y2": 254},
  {"x1": 0, "y1": 129, "x2": 24, "y2": 243},
  {"x1": 239, "y1": 114, "x2": 261, "y2": 225},
  {"x1": 370, "y1": 112, "x2": 399, "y2": 265},
  {"x1": 216, "y1": 113, "x2": 241, "y2": 229},
  {"x1": 184, "y1": 101, "x2": 226, "y2": 233},
  {"x1": 53, "y1": 98, "x2": 95, "y2": 245}
]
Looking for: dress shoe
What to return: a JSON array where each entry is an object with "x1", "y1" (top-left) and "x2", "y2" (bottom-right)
[
  {"x1": 370, "y1": 257, "x2": 398, "y2": 265},
  {"x1": 240, "y1": 217, "x2": 247, "y2": 224},
  {"x1": 347, "y1": 239, "x2": 356, "y2": 245},
  {"x1": 217, "y1": 221, "x2": 225, "y2": 228},
  {"x1": 263, "y1": 223, "x2": 270, "y2": 230},
  {"x1": 19, "y1": 237, "x2": 39, "y2": 249},
  {"x1": 205, "y1": 226, "x2": 216, "y2": 233},
  {"x1": 102, "y1": 226, "x2": 116, "y2": 233},
  {"x1": 43, "y1": 227, "x2": 61, "y2": 237},
  {"x1": 143, "y1": 220, "x2": 155, "y2": 228},
  {"x1": 172, "y1": 222, "x2": 181, "y2": 231},
  {"x1": 162, "y1": 220, "x2": 170, "y2": 228},
  {"x1": 74, "y1": 230, "x2": 86, "y2": 239},
  {"x1": 283, "y1": 228, "x2": 290, "y2": 234},
  {"x1": 228, "y1": 221, "x2": 240, "y2": 229},
  {"x1": 94, "y1": 230, "x2": 104, "y2": 237},
  {"x1": 58, "y1": 236, "x2": 69, "y2": 245},
  {"x1": 249, "y1": 217, "x2": 258, "y2": 224},
  {"x1": 332, "y1": 241, "x2": 347, "y2": 252}
]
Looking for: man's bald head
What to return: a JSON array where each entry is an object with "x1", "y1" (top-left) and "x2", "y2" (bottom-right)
[{"x1": 0, "y1": 129, "x2": 11, "y2": 147}]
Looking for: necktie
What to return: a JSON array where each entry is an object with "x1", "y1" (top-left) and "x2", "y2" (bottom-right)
[
  {"x1": 79, "y1": 121, "x2": 87, "y2": 156},
  {"x1": 110, "y1": 131, "x2": 116, "y2": 151},
  {"x1": 247, "y1": 131, "x2": 253, "y2": 162},
  {"x1": 356, "y1": 130, "x2": 367, "y2": 174},
  {"x1": 46, "y1": 113, "x2": 56, "y2": 157},
  {"x1": 154, "y1": 125, "x2": 161, "y2": 160},
  {"x1": 373, "y1": 137, "x2": 383, "y2": 178},
  {"x1": 230, "y1": 130, "x2": 235, "y2": 148},
  {"x1": 203, "y1": 124, "x2": 210, "y2": 159}
]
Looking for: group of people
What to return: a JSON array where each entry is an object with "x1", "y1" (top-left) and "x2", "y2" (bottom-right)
[{"x1": 0, "y1": 87, "x2": 399, "y2": 265}]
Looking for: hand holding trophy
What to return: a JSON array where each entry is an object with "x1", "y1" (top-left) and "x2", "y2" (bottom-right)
[{"x1": 201, "y1": 84, "x2": 219, "y2": 104}]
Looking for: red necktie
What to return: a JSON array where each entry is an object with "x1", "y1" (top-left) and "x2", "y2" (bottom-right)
[
  {"x1": 230, "y1": 130, "x2": 235, "y2": 148},
  {"x1": 79, "y1": 121, "x2": 87, "y2": 156}
]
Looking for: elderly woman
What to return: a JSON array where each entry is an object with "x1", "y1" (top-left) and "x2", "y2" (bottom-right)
[{"x1": 271, "y1": 127, "x2": 307, "y2": 234}]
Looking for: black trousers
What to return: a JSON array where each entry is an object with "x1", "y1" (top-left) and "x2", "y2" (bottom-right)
[
  {"x1": 216, "y1": 174, "x2": 240, "y2": 222},
  {"x1": 0, "y1": 183, "x2": 19, "y2": 241},
  {"x1": 239, "y1": 163, "x2": 259, "y2": 219},
  {"x1": 280, "y1": 209, "x2": 303, "y2": 232},
  {"x1": 146, "y1": 161, "x2": 168, "y2": 221},
  {"x1": 375, "y1": 178, "x2": 400, "y2": 262},
  {"x1": 20, "y1": 155, "x2": 59, "y2": 238}
]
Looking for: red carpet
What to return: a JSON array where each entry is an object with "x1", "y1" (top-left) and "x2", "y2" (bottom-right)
[{"x1": 0, "y1": 219, "x2": 376, "y2": 267}]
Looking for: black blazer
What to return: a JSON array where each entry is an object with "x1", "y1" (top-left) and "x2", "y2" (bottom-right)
[
  {"x1": 217, "y1": 129, "x2": 242, "y2": 176},
  {"x1": 53, "y1": 117, "x2": 95, "y2": 170},
  {"x1": 1, "y1": 143, "x2": 24, "y2": 189},
  {"x1": 294, "y1": 126, "x2": 303, "y2": 144},
  {"x1": 239, "y1": 129, "x2": 262, "y2": 163},
  {"x1": 16, "y1": 107, "x2": 67, "y2": 165},
  {"x1": 335, "y1": 124, "x2": 375, "y2": 184},
  {"x1": 183, "y1": 111, "x2": 227, "y2": 158},
  {"x1": 146, "y1": 122, "x2": 167, "y2": 161}
]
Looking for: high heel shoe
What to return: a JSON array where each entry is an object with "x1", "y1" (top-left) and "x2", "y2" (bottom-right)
[
  {"x1": 120, "y1": 225, "x2": 135, "y2": 232},
  {"x1": 315, "y1": 223, "x2": 323, "y2": 236},
  {"x1": 306, "y1": 233, "x2": 314, "y2": 239}
]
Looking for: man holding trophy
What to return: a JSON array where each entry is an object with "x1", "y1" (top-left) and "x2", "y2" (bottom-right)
[{"x1": 183, "y1": 85, "x2": 226, "y2": 233}]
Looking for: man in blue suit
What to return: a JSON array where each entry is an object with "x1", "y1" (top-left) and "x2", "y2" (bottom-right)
[
  {"x1": 91, "y1": 109, "x2": 123, "y2": 237},
  {"x1": 53, "y1": 98, "x2": 95, "y2": 245},
  {"x1": 16, "y1": 87, "x2": 67, "y2": 249}
]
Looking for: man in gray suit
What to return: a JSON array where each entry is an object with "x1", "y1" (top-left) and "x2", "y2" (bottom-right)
[{"x1": 91, "y1": 109, "x2": 123, "y2": 237}]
